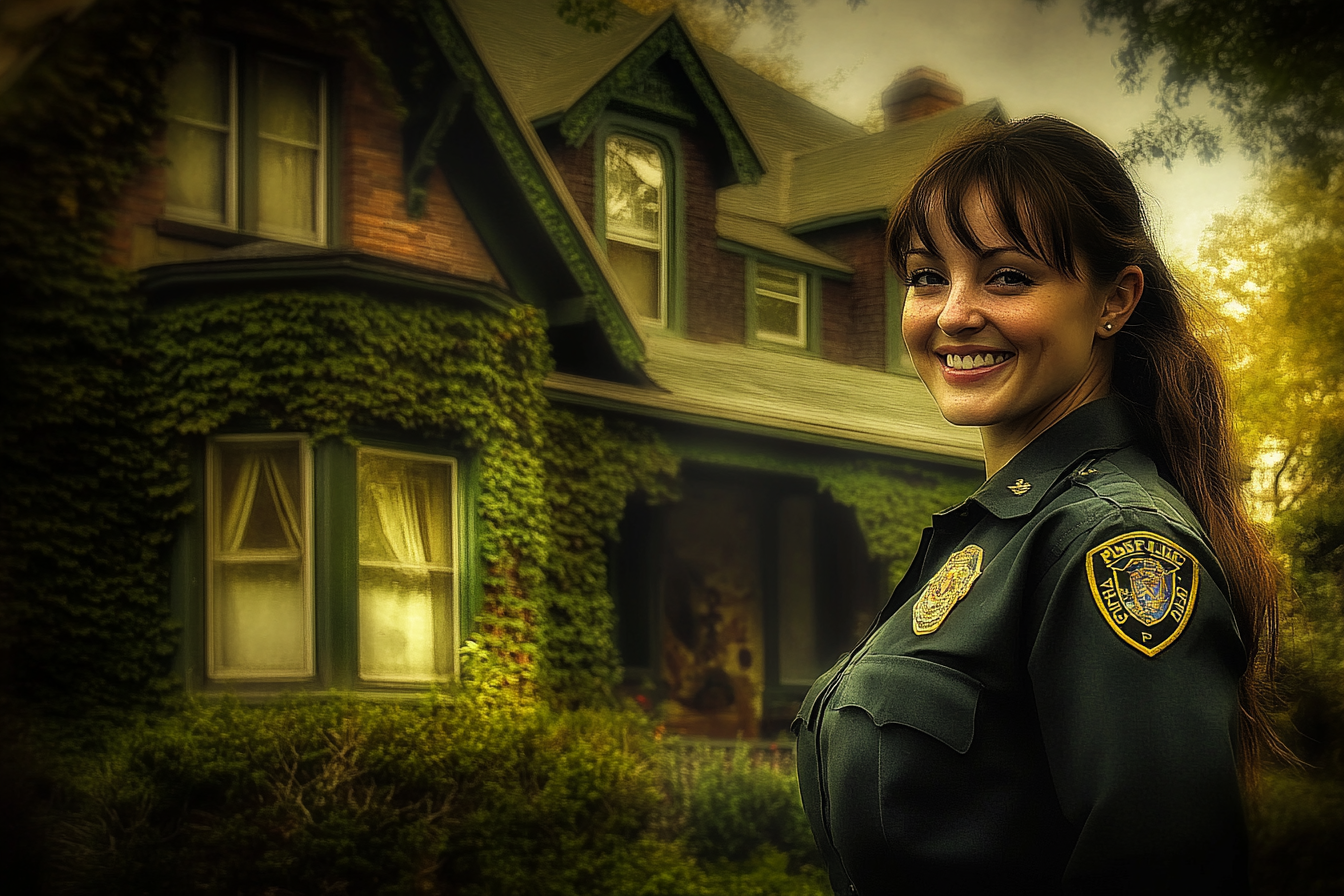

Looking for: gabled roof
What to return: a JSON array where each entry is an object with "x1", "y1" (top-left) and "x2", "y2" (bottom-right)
[
  {"x1": 414, "y1": 0, "x2": 658, "y2": 376},
  {"x1": 449, "y1": 0, "x2": 667, "y2": 124},
  {"x1": 455, "y1": 0, "x2": 763, "y2": 185},
  {"x1": 719, "y1": 99, "x2": 1004, "y2": 233},
  {"x1": 787, "y1": 99, "x2": 1005, "y2": 231}
]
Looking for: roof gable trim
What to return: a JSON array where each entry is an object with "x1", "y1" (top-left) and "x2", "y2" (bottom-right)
[
  {"x1": 423, "y1": 0, "x2": 646, "y2": 370},
  {"x1": 559, "y1": 17, "x2": 763, "y2": 186}
]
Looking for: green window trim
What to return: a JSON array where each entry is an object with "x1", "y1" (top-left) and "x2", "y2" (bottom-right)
[
  {"x1": 593, "y1": 114, "x2": 686, "y2": 334},
  {"x1": 162, "y1": 33, "x2": 338, "y2": 248},
  {"x1": 174, "y1": 431, "x2": 481, "y2": 695},
  {"x1": 745, "y1": 256, "x2": 822, "y2": 355}
]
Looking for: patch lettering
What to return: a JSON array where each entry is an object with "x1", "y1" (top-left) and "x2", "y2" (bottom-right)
[
  {"x1": 1087, "y1": 531, "x2": 1199, "y2": 656},
  {"x1": 913, "y1": 545, "x2": 984, "y2": 635}
]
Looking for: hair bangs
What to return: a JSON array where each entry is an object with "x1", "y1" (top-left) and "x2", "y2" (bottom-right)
[{"x1": 888, "y1": 128, "x2": 1085, "y2": 282}]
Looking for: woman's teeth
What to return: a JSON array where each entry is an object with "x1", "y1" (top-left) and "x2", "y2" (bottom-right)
[{"x1": 944, "y1": 352, "x2": 1010, "y2": 370}]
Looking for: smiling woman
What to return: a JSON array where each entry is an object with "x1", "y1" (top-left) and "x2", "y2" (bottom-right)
[
  {"x1": 792, "y1": 116, "x2": 1282, "y2": 895},
  {"x1": 899, "y1": 191, "x2": 1142, "y2": 475}
]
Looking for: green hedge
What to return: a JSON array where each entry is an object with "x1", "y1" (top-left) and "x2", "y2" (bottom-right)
[{"x1": 35, "y1": 694, "x2": 826, "y2": 896}]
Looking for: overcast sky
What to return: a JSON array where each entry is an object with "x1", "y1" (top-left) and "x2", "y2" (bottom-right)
[{"x1": 732, "y1": 0, "x2": 1255, "y2": 263}]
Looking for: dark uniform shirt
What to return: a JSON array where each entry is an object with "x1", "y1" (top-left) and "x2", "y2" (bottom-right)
[{"x1": 794, "y1": 398, "x2": 1248, "y2": 896}]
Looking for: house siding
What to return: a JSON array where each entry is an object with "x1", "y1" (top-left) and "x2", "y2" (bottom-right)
[
  {"x1": 545, "y1": 131, "x2": 596, "y2": 226},
  {"x1": 341, "y1": 58, "x2": 504, "y2": 285},
  {"x1": 683, "y1": 129, "x2": 744, "y2": 344},
  {"x1": 806, "y1": 221, "x2": 889, "y2": 370}
]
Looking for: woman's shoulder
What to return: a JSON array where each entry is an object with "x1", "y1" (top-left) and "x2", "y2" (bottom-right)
[
  {"x1": 1037, "y1": 445, "x2": 1225, "y2": 590},
  {"x1": 1054, "y1": 446, "x2": 1203, "y2": 531}
]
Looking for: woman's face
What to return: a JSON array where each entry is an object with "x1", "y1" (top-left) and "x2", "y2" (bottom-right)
[{"x1": 901, "y1": 189, "x2": 1116, "y2": 449}]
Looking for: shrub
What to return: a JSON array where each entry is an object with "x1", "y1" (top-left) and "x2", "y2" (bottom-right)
[
  {"x1": 667, "y1": 742, "x2": 818, "y2": 869},
  {"x1": 39, "y1": 694, "x2": 825, "y2": 895}
]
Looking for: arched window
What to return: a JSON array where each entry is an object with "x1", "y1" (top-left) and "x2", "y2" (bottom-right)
[{"x1": 604, "y1": 134, "x2": 666, "y2": 324}]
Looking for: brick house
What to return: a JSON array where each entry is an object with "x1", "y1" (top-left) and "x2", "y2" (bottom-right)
[{"x1": 12, "y1": 0, "x2": 1001, "y2": 740}]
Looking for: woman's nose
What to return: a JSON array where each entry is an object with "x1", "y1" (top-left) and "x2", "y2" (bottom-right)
[{"x1": 936, "y1": 283, "x2": 984, "y2": 336}]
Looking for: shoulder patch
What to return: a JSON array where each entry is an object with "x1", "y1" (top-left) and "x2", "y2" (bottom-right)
[{"x1": 1086, "y1": 531, "x2": 1199, "y2": 656}]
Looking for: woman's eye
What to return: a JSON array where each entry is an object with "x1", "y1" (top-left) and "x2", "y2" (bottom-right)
[
  {"x1": 989, "y1": 268, "x2": 1033, "y2": 287},
  {"x1": 906, "y1": 269, "x2": 947, "y2": 288}
]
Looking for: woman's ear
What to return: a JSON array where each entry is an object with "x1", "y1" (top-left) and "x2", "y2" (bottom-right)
[{"x1": 1098, "y1": 265, "x2": 1144, "y2": 337}]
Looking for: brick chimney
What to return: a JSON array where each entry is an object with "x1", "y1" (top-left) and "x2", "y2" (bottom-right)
[{"x1": 881, "y1": 66, "x2": 964, "y2": 127}]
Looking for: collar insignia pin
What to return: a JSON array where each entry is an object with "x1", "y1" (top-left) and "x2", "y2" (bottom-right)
[{"x1": 1008, "y1": 479, "x2": 1032, "y2": 495}]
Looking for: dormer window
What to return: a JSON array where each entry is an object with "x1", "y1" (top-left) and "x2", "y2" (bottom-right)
[
  {"x1": 604, "y1": 134, "x2": 666, "y2": 324},
  {"x1": 165, "y1": 37, "x2": 328, "y2": 245}
]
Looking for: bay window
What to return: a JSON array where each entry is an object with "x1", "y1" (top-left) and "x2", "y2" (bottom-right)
[
  {"x1": 198, "y1": 435, "x2": 462, "y2": 689},
  {"x1": 165, "y1": 37, "x2": 328, "y2": 244}
]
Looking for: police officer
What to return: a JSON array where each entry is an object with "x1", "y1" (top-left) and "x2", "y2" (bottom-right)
[{"x1": 794, "y1": 117, "x2": 1278, "y2": 895}]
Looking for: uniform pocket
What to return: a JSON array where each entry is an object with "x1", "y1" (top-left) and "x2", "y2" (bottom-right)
[{"x1": 829, "y1": 655, "x2": 982, "y2": 754}]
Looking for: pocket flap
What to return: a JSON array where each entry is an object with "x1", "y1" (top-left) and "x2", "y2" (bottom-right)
[{"x1": 830, "y1": 655, "x2": 982, "y2": 754}]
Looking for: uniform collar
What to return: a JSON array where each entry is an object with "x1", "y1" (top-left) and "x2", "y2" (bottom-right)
[{"x1": 961, "y1": 397, "x2": 1143, "y2": 520}]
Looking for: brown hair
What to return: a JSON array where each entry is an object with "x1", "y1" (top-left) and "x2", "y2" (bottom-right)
[{"x1": 885, "y1": 115, "x2": 1282, "y2": 784}]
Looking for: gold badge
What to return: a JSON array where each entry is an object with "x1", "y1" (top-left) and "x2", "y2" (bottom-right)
[
  {"x1": 913, "y1": 545, "x2": 984, "y2": 635},
  {"x1": 1008, "y1": 479, "x2": 1032, "y2": 495},
  {"x1": 1087, "y1": 531, "x2": 1200, "y2": 656}
]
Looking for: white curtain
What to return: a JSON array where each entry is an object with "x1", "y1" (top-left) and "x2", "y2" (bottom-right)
[
  {"x1": 211, "y1": 443, "x2": 309, "y2": 678},
  {"x1": 359, "y1": 456, "x2": 451, "y2": 681},
  {"x1": 366, "y1": 478, "x2": 429, "y2": 564},
  {"x1": 220, "y1": 452, "x2": 302, "y2": 554}
]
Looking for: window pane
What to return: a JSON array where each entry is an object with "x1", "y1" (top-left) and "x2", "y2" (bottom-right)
[
  {"x1": 605, "y1": 135, "x2": 662, "y2": 244},
  {"x1": 359, "y1": 567, "x2": 453, "y2": 681},
  {"x1": 257, "y1": 140, "x2": 318, "y2": 237},
  {"x1": 165, "y1": 40, "x2": 231, "y2": 224},
  {"x1": 213, "y1": 562, "x2": 308, "y2": 673},
  {"x1": 166, "y1": 122, "x2": 228, "y2": 222},
  {"x1": 258, "y1": 58, "x2": 321, "y2": 144},
  {"x1": 757, "y1": 265, "x2": 803, "y2": 298},
  {"x1": 756, "y1": 265, "x2": 806, "y2": 342},
  {"x1": 358, "y1": 450, "x2": 456, "y2": 682},
  {"x1": 607, "y1": 239, "x2": 661, "y2": 321},
  {"x1": 757, "y1": 291, "x2": 802, "y2": 339},
  {"x1": 209, "y1": 438, "x2": 310, "y2": 679},
  {"x1": 166, "y1": 41, "x2": 230, "y2": 125},
  {"x1": 777, "y1": 495, "x2": 818, "y2": 686}
]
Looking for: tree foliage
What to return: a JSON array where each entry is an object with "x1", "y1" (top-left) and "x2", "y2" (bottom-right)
[
  {"x1": 1198, "y1": 167, "x2": 1344, "y2": 520},
  {"x1": 1072, "y1": 0, "x2": 1344, "y2": 177}
]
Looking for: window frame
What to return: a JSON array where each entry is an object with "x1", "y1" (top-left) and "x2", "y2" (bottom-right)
[
  {"x1": 746, "y1": 256, "x2": 821, "y2": 354},
  {"x1": 162, "y1": 33, "x2": 333, "y2": 247},
  {"x1": 176, "y1": 432, "x2": 478, "y2": 694},
  {"x1": 593, "y1": 115, "x2": 684, "y2": 332},
  {"x1": 204, "y1": 432, "x2": 315, "y2": 681},
  {"x1": 353, "y1": 444, "x2": 461, "y2": 684}
]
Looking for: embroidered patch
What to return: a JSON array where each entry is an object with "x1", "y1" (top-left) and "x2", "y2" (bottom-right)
[
  {"x1": 1087, "y1": 531, "x2": 1200, "y2": 656},
  {"x1": 913, "y1": 545, "x2": 984, "y2": 635}
]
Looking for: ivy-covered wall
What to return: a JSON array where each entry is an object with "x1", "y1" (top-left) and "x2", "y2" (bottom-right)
[
  {"x1": 0, "y1": 0, "x2": 679, "y2": 716},
  {"x1": 0, "y1": 0, "x2": 971, "y2": 723}
]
